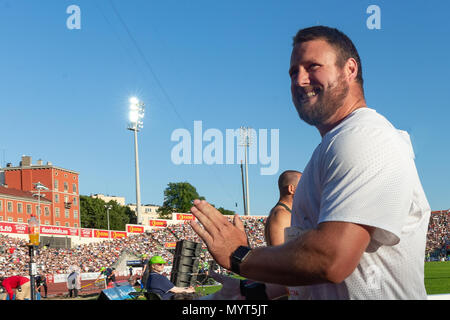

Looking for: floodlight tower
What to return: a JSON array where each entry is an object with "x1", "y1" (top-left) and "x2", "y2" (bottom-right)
[
  {"x1": 239, "y1": 127, "x2": 252, "y2": 216},
  {"x1": 127, "y1": 97, "x2": 145, "y2": 225},
  {"x1": 32, "y1": 182, "x2": 49, "y2": 226},
  {"x1": 104, "y1": 204, "x2": 112, "y2": 239}
]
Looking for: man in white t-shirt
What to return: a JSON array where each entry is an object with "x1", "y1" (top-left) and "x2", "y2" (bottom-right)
[{"x1": 189, "y1": 25, "x2": 430, "y2": 300}]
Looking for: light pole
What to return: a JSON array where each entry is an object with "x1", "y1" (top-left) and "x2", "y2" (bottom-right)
[
  {"x1": 30, "y1": 181, "x2": 47, "y2": 300},
  {"x1": 127, "y1": 97, "x2": 145, "y2": 225},
  {"x1": 104, "y1": 204, "x2": 112, "y2": 239},
  {"x1": 239, "y1": 127, "x2": 252, "y2": 216},
  {"x1": 33, "y1": 182, "x2": 49, "y2": 227}
]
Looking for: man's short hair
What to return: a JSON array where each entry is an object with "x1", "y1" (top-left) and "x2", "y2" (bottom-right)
[
  {"x1": 293, "y1": 26, "x2": 364, "y2": 89},
  {"x1": 278, "y1": 170, "x2": 302, "y2": 193}
]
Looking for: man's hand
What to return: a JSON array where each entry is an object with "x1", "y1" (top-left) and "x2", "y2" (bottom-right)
[
  {"x1": 190, "y1": 199, "x2": 249, "y2": 270},
  {"x1": 199, "y1": 269, "x2": 244, "y2": 300}
]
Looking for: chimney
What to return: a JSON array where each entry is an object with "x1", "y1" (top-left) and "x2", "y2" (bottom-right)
[
  {"x1": 36, "y1": 159, "x2": 43, "y2": 166},
  {"x1": 20, "y1": 155, "x2": 32, "y2": 167}
]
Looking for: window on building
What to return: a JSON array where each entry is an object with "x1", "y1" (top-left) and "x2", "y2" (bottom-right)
[
  {"x1": 72, "y1": 183, "x2": 77, "y2": 193},
  {"x1": 74, "y1": 210, "x2": 78, "y2": 219},
  {"x1": 55, "y1": 194, "x2": 59, "y2": 203},
  {"x1": 74, "y1": 223, "x2": 78, "y2": 228},
  {"x1": 44, "y1": 207, "x2": 50, "y2": 216},
  {"x1": 64, "y1": 182, "x2": 68, "y2": 192},
  {"x1": 0, "y1": 200, "x2": 3, "y2": 212},
  {"x1": 7, "y1": 201, "x2": 12, "y2": 212},
  {"x1": 36, "y1": 206, "x2": 41, "y2": 215},
  {"x1": 8, "y1": 217, "x2": 13, "y2": 222},
  {"x1": 45, "y1": 221, "x2": 50, "y2": 225},
  {"x1": 65, "y1": 222, "x2": 69, "y2": 227},
  {"x1": 55, "y1": 208, "x2": 60, "y2": 217},
  {"x1": 54, "y1": 179, "x2": 59, "y2": 190},
  {"x1": 73, "y1": 197, "x2": 77, "y2": 206},
  {"x1": 18, "y1": 218, "x2": 23, "y2": 223},
  {"x1": 65, "y1": 209, "x2": 70, "y2": 218},
  {"x1": 56, "y1": 221, "x2": 60, "y2": 226},
  {"x1": 17, "y1": 203, "x2": 23, "y2": 213},
  {"x1": 0, "y1": 216, "x2": 2, "y2": 221},
  {"x1": 27, "y1": 204, "x2": 32, "y2": 214}
]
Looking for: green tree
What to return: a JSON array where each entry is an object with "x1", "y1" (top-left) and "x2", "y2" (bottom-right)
[
  {"x1": 157, "y1": 182, "x2": 205, "y2": 219},
  {"x1": 80, "y1": 195, "x2": 132, "y2": 230},
  {"x1": 217, "y1": 207, "x2": 235, "y2": 216}
]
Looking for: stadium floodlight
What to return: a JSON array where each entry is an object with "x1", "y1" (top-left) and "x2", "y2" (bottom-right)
[
  {"x1": 127, "y1": 97, "x2": 145, "y2": 225},
  {"x1": 239, "y1": 127, "x2": 252, "y2": 216},
  {"x1": 33, "y1": 182, "x2": 49, "y2": 226},
  {"x1": 128, "y1": 97, "x2": 145, "y2": 131}
]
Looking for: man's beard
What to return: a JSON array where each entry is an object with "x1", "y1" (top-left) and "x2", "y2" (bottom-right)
[{"x1": 293, "y1": 74, "x2": 349, "y2": 127}]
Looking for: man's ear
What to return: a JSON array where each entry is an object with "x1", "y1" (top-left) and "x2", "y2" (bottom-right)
[
  {"x1": 288, "y1": 184, "x2": 296, "y2": 195},
  {"x1": 345, "y1": 58, "x2": 358, "y2": 82}
]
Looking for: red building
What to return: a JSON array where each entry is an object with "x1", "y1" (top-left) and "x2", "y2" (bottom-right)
[{"x1": 0, "y1": 156, "x2": 80, "y2": 228}]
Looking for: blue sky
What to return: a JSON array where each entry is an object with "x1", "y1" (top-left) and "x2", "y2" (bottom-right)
[{"x1": 0, "y1": 0, "x2": 449, "y2": 215}]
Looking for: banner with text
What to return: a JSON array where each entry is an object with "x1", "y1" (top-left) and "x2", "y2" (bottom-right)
[
  {"x1": 126, "y1": 225, "x2": 144, "y2": 234},
  {"x1": 149, "y1": 219, "x2": 167, "y2": 228}
]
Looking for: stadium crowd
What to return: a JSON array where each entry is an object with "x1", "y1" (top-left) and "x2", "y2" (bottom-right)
[
  {"x1": 0, "y1": 212, "x2": 448, "y2": 279},
  {"x1": 425, "y1": 210, "x2": 449, "y2": 260}
]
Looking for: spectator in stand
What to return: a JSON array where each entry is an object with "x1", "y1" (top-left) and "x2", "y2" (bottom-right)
[{"x1": 0, "y1": 275, "x2": 31, "y2": 300}]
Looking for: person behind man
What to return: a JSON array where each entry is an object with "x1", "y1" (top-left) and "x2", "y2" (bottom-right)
[
  {"x1": 95, "y1": 266, "x2": 114, "y2": 287},
  {"x1": 67, "y1": 265, "x2": 81, "y2": 298},
  {"x1": 140, "y1": 254, "x2": 150, "y2": 289},
  {"x1": 35, "y1": 273, "x2": 48, "y2": 298},
  {"x1": 264, "y1": 170, "x2": 302, "y2": 246},
  {"x1": 145, "y1": 255, "x2": 196, "y2": 300},
  {"x1": 106, "y1": 268, "x2": 116, "y2": 286},
  {"x1": 189, "y1": 25, "x2": 430, "y2": 300},
  {"x1": 0, "y1": 275, "x2": 31, "y2": 300}
]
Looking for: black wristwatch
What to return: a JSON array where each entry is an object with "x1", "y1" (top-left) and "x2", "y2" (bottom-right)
[{"x1": 230, "y1": 246, "x2": 252, "y2": 275}]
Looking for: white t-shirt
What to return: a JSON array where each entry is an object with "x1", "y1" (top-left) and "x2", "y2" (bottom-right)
[{"x1": 289, "y1": 108, "x2": 430, "y2": 300}]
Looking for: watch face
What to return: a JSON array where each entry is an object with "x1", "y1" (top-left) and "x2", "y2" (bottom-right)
[{"x1": 233, "y1": 246, "x2": 251, "y2": 261}]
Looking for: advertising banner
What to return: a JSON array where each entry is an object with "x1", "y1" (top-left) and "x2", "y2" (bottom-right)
[
  {"x1": 0, "y1": 222, "x2": 28, "y2": 234},
  {"x1": 80, "y1": 228, "x2": 93, "y2": 238},
  {"x1": 40, "y1": 226, "x2": 79, "y2": 236},
  {"x1": 94, "y1": 229, "x2": 110, "y2": 238},
  {"x1": 175, "y1": 213, "x2": 195, "y2": 221},
  {"x1": 111, "y1": 231, "x2": 127, "y2": 239},
  {"x1": 149, "y1": 220, "x2": 167, "y2": 227},
  {"x1": 164, "y1": 242, "x2": 176, "y2": 248},
  {"x1": 126, "y1": 225, "x2": 144, "y2": 234}
]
